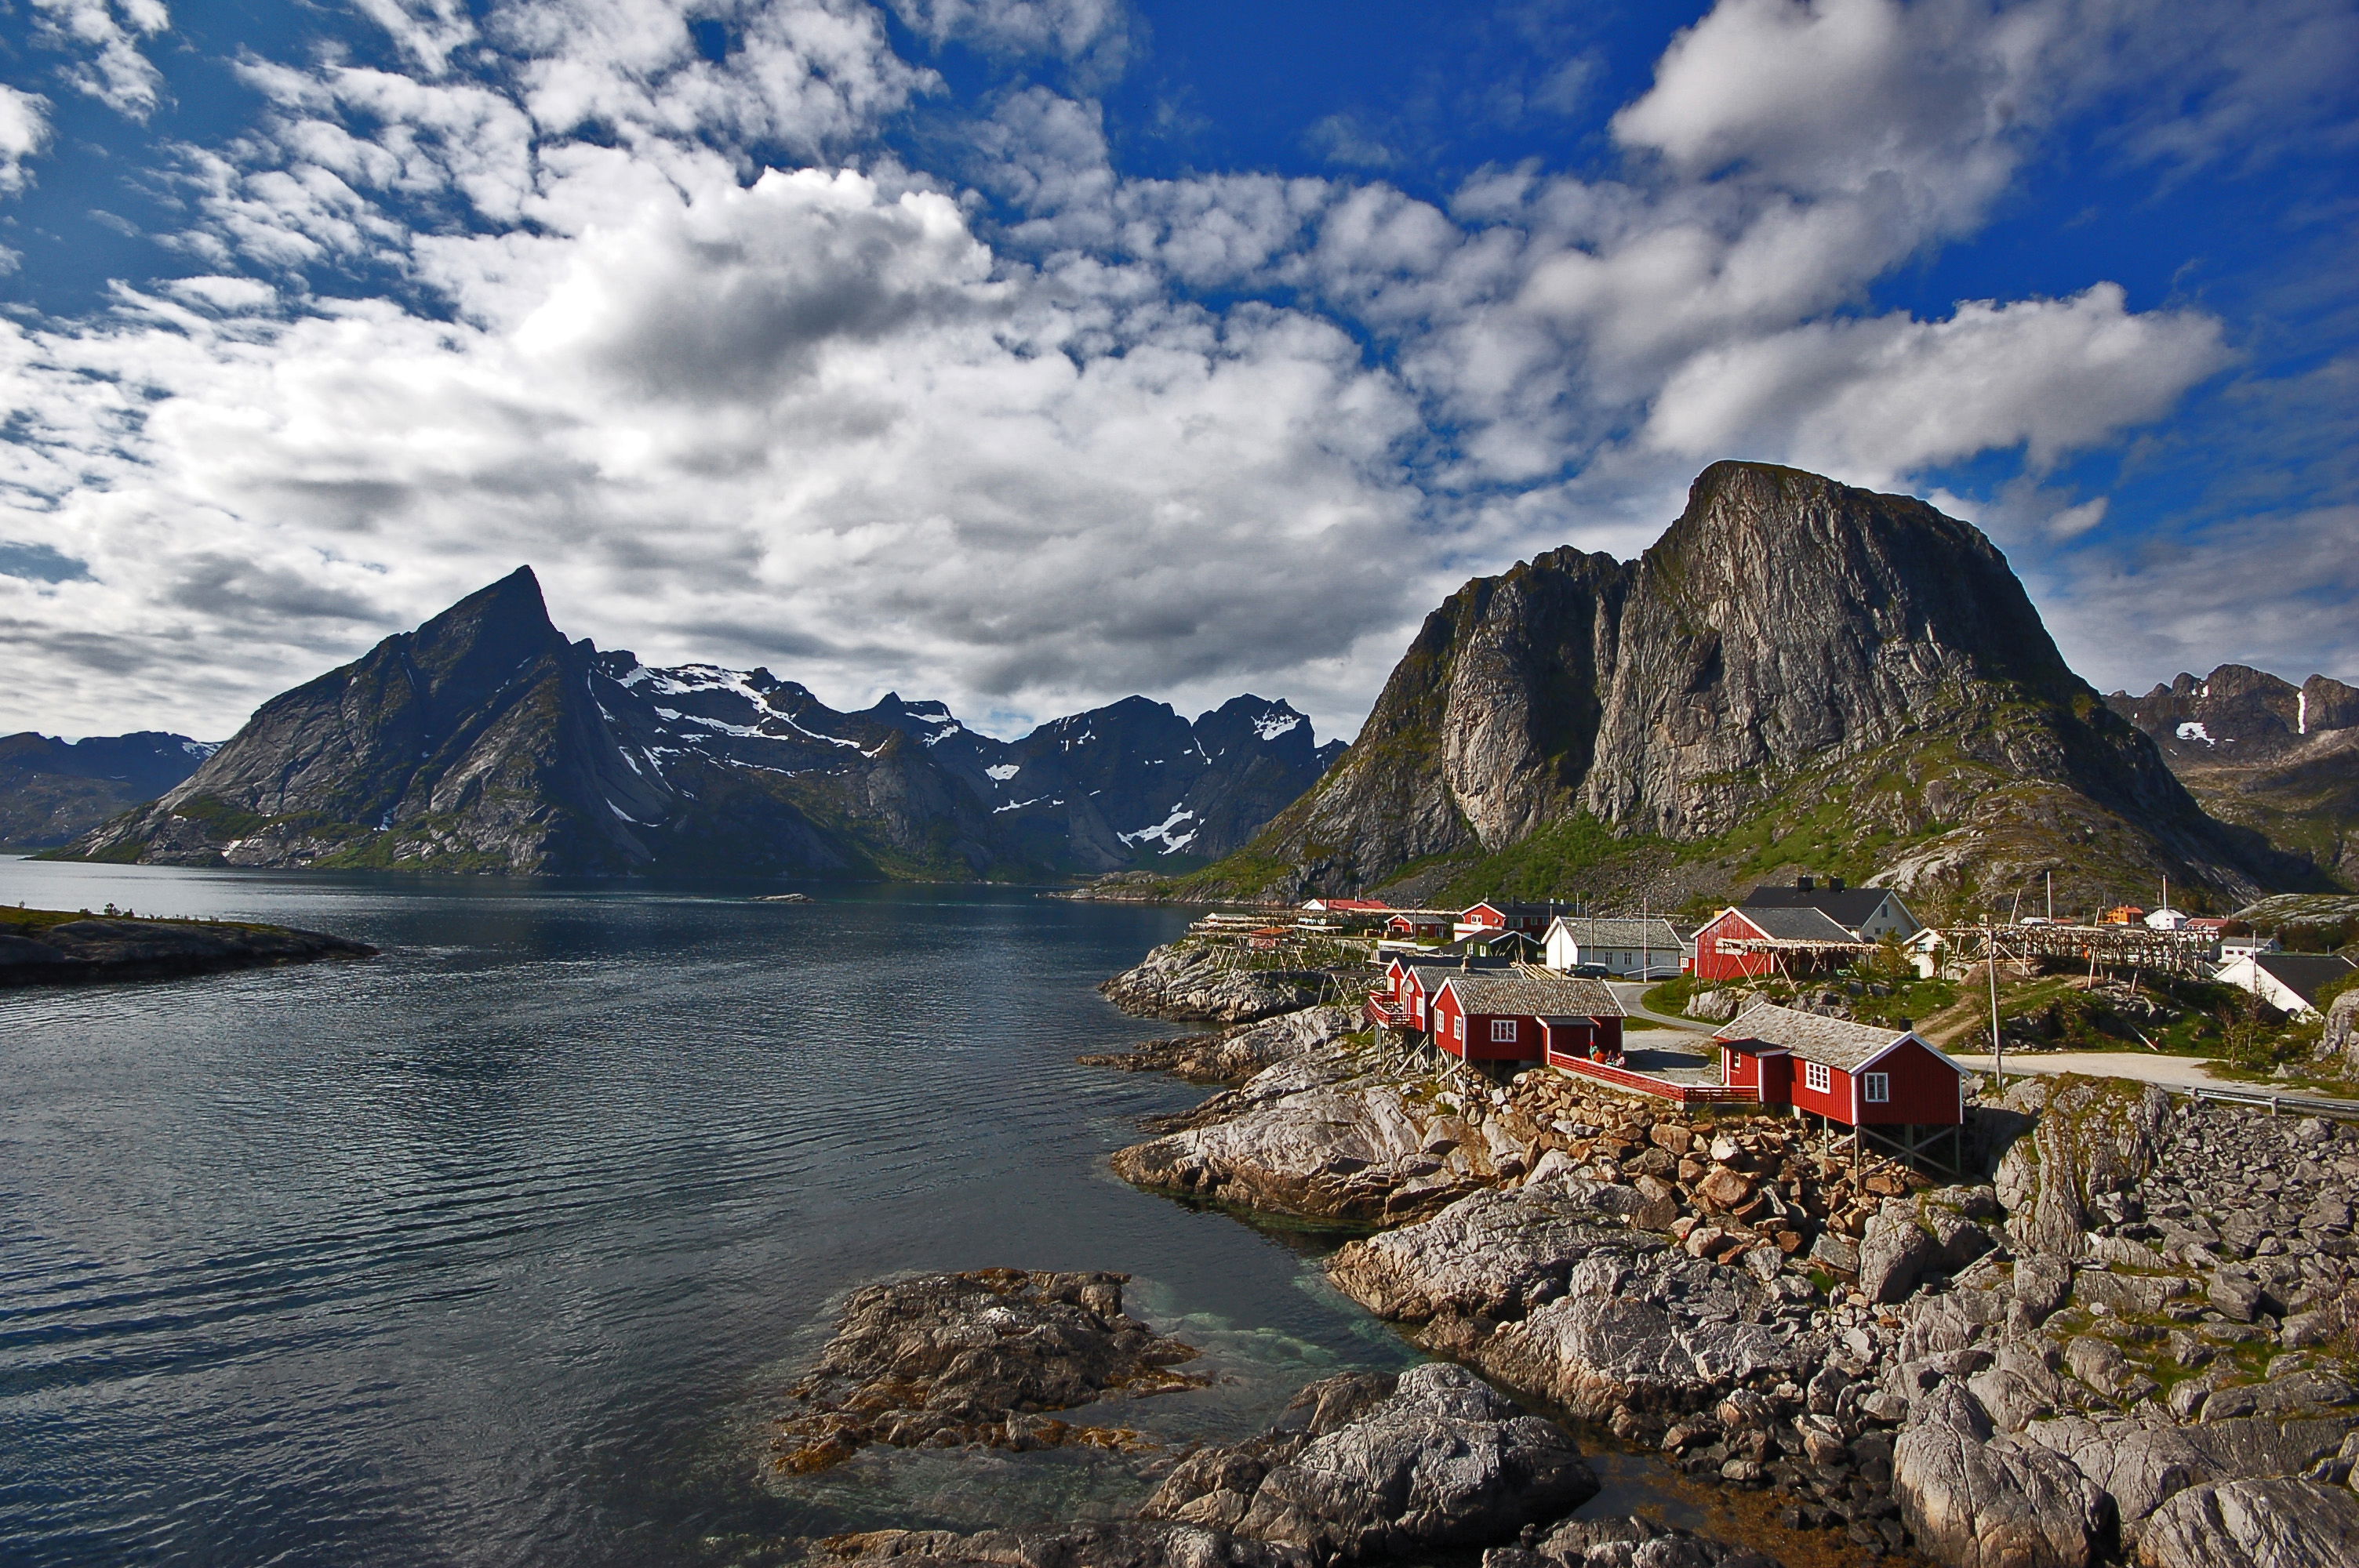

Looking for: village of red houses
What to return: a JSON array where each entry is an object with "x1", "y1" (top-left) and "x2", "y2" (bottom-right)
[{"x1": 1194, "y1": 879, "x2": 2357, "y2": 1172}]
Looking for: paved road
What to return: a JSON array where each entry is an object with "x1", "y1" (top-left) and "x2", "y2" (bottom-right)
[
  {"x1": 1608, "y1": 982, "x2": 1714, "y2": 1034},
  {"x1": 1952, "y1": 1050, "x2": 2359, "y2": 1113}
]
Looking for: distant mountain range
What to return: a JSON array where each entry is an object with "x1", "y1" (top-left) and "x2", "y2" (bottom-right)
[
  {"x1": 0, "y1": 731, "x2": 217, "y2": 850},
  {"x1": 1154, "y1": 461, "x2": 2323, "y2": 916},
  {"x1": 48, "y1": 568, "x2": 1343, "y2": 879},
  {"x1": 2108, "y1": 666, "x2": 2359, "y2": 888}
]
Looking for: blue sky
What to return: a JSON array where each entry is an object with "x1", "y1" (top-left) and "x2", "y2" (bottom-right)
[{"x1": 0, "y1": 0, "x2": 2353, "y2": 742}]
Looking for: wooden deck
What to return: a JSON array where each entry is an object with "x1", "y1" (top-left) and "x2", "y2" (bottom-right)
[{"x1": 1547, "y1": 1047, "x2": 1760, "y2": 1105}]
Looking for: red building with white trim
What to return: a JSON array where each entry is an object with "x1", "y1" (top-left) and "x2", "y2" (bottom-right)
[
  {"x1": 1712, "y1": 1002, "x2": 1963, "y2": 1128},
  {"x1": 1427, "y1": 969, "x2": 1623, "y2": 1066}
]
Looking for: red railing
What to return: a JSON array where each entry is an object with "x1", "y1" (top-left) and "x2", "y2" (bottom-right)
[
  {"x1": 1364, "y1": 996, "x2": 1408, "y2": 1029},
  {"x1": 1545, "y1": 1051, "x2": 1759, "y2": 1105}
]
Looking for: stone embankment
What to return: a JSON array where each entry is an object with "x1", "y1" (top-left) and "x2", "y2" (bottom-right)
[
  {"x1": 1100, "y1": 942, "x2": 1327, "y2": 1025},
  {"x1": 0, "y1": 910, "x2": 375, "y2": 985},
  {"x1": 1097, "y1": 1000, "x2": 2359, "y2": 1568}
]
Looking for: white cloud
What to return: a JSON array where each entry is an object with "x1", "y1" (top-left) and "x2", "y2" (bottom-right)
[
  {"x1": 31, "y1": 0, "x2": 170, "y2": 119},
  {"x1": 0, "y1": 0, "x2": 2344, "y2": 743},
  {"x1": 1642, "y1": 283, "x2": 2234, "y2": 479},
  {"x1": 0, "y1": 86, "x2": 53, "y2": 194}
]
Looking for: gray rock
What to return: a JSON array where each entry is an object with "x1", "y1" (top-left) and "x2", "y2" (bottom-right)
[
  {"x1": 772, "y1": 1269, "x2": 1201, "y2": 1472},
  {"x1": 1081, "y1": 1007, "x2": 1358, "y2": 1084},
  {"x1": 2023, "y1": 1414, "x2": 2357, "y2": 1541},
  {"x1": 1893, "y1": 1381, "x2": 2112, "y2": 1568},
  {"x1": 1102, "y1": 944, "x2": 1322, "y2": 1025},
  {"x1": 1993, "y1": 1076, "x2": 2172, "y2": 1258},
  {"x1": 2014, "y1": 1256, "x2": 2074, "y2": 1325},
  {"x1": 1859, "y1": 1209, "x2": 1943, "y2": 1304},
  {"x1": 2136, "y1": 1476, "x2": 2359, "y2": 1568},
  {"x1": 1141, "y1": 1363, "x2": 1598, "y2": 1562},
  {"x1": 2320, "y1": 991, "x2": 2359, "y2": 1069},
  {"x1": 812, "y1": 1522, "x2": 1315, "y2": 1568},
  {"x1": 1325, "y1": 1178, "x2": 1648, "y2": 1323},
  {"x1": 1489, "y1": 1513, "x2": 1780, "y2": 1568},
  {"x1": 2212, "y1": 1273, "x2": 2267, "y2": 1323}
]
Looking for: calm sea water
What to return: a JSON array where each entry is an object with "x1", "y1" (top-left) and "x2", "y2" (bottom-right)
[{"x1": 0, "y1": 860, "x2": 1423, "y2": 1567}]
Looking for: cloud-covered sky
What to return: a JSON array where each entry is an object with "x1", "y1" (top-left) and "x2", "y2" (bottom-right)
[{"x1": 0, "y1": 0, "x2": 2352, "y2": 741}]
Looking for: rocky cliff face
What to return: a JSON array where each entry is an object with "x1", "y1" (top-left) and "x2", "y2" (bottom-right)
[
  {"x1": 2107, "y1": 666, "x2": 2359, "y2": 887},
  {"x1": 0, "y1": 731, "x2": 215, "y2": 849},
  {"x1": 1196, "y1": 462, "x2": 2304, "y2": 909},
  {"x1": 56, "y1": 569, "x2": 1339, "y2": 878}
]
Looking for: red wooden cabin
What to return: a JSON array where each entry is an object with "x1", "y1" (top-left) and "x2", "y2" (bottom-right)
[
  {"x1": 1688, "y1": 905, "x2": 1858, "y2": 982},
  {"x1": 1386, "y1": 912, "x2": 1452, "y2": 941},
  {"x1": 1428, "y1": 970, "x2": 1623, "y2": 1066},
  {"x1": 1712, "y1": 1002, "x2": 1963, "y2": 1128}
]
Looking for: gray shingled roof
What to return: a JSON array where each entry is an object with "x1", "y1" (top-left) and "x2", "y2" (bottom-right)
[
  {"x1": 1437, "y1": 968, "x2": 1623, "y2": 1019},
  {"x1": 1727, "y1": 906, "x2": 1861, "y2": 943},
  {"x1": 2252, "y1": 951, "x2": 2357, "y2": 1006},
  {"x1": 1544, "y1": 916, "x2": 1684, "y2": 949},
  {"x1": 1742, "y1": 884, "x2": 1916, "y2": 933},
  {"x1": 1716, "y1": 1001, "x2": 1911, "y2": 1069}
]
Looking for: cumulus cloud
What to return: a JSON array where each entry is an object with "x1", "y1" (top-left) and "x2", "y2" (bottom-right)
[
  {"x1": 0, "y1": 86, "x2": 53, "y2": 194},
  {"x1": 31, "y1": 0, "x2": 170, "y2": 119},
  {"x1": 0, "y1": 0, "x2": 2345, "y2": 740}
]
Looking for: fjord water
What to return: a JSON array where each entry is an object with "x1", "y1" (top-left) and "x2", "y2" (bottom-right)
[{"x1": 0, "y1": 861, "x2": 1416, "y2": 1566}]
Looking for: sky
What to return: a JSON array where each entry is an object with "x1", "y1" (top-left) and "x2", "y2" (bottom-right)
[{"x1": 0, "y1": 0, "x2": 2353, "y2": 744}]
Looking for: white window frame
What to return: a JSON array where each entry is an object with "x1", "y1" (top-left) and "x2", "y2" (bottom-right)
[
  {"x1": 1490, "y1": 1018, "x2": 1518, "y2": 1043},
  {"x1": 1863, "y1": 1072, "x2": 1890, "y2": 1104},
  {"x1": 1805, "y1": 1060, "x2": 1831, "y2": 1094}
]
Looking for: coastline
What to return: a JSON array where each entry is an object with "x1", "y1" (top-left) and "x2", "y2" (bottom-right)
[{"x1": 0, "y1": 905, "x2": 376, "y2": 986}]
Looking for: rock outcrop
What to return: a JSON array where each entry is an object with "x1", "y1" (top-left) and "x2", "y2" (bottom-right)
[
  {"x1": 1140, "y1": 1363, "x2": 1598, "y2": 1561},
  {"x1": 1483, "y1": 1515, "x2": 1781, "y2": 1568},
  {"x1": 1078, "y1": 1007, "x2": 1359, "y2": 1083},
  {"x1": 815, "y1": 1522, "x2": 1314, "y2": 1568},
  {"x1": 0, "y1": 910, "x2": 374, "y2": 985},
  {"x1": 771, "y1": 1269, "x2": 1203, "y2": 1472},
  {"x1": 1892, "y1": 1381, "x2": 2113, "y2": 1568},
  {"x1": 1099, "y1": 946, "x2": 1327, "y2": 1025},
  {"x1": 1991, "y1": 1074, "x2": 2172, "y2": 1257},
  {"x1": 1183, "y1": 461, "x2": 2304, "y2": 907},
  {"x1": 2134, "y1": 1476, "x2": 2359, "y2": 1568}
]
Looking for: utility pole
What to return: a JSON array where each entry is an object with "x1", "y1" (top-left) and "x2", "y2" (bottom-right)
[
  {"x1": 2045, "y1": 871, "x2": 2053, "y2": 924},
  {"x1": 1987, "y1": 917, "x2": 2006, "y2": 1091}
]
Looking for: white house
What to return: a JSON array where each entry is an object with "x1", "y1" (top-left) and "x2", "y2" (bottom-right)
[
  {"x1": 2145, "y1": 907, "x2": 2190, "y2": 931},
  {"x1": 1543, "y1": 916, "x2": 1685, "y2": 979},
  {"x1": 2216, "y1": 951, "x2": 2357, "y2": 1019}
]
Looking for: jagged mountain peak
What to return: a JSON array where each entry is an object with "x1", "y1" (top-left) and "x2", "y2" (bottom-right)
[{"x1": 1183, "y1": 462, "x2": 2310, "y2": 910}]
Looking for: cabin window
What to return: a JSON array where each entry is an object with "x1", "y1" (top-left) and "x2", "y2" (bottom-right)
[
  {"x1": 1490, "y1": 1018, "x2": 1518, "y2": 1043},
  {"x1": 1863, "y1": 1073, "x2": 1890, "y2": 1104},
  {"x1": 1805, "y1": 1060, "x2": 1831, "y2": 1094}
]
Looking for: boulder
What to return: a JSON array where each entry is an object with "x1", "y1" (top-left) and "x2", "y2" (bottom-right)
[
  {"x1": 1992, "y1": 1075, "x2": 2171, "y2": 1257},
  {"x1": 1892, "y1": 1381, "x2": 2111, "y2": 1568},
  {"x1": 1485, "y1": 1514, "x2": 1781, "y2": 1568},
  {"x1": 2023, "y1": 1414, "x2": 2357, "y2": 1541},
  {"x1": 813, "y1": 1522, "x2": 1315, "y2": 1568},
  {"x1": 1467, "y1": 1247, "x2": 1828, "y2": 1422},
  {"x1": 1141, "y1": 1363, "x2": 1598, "y2": 1562},
  {"x1": 2135, "y1": 1476, "x2": 2359, "y2": 1568},
  {"x1": 1101, "y1": 944, "x2": 1322, "y2": 1024},
  {"x1": 2319, "y1": 990, "x2": 2359, "y2": 1069},
  {"x1": 1325, "y1": 1178, "x2": 1648, "y2": 1323},
  {"x1": 1859, "y1": 1208, "x2": 1944, "y2": 1304},
  {"x1": 772, "y1": 1269, "x2": 1201, "y2": 1472}
]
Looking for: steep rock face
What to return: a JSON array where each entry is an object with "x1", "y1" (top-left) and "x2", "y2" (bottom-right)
[
  {"x1": 54, "y1": 572, "x2": 1340, "y2": 878},
  {"x1": 2108, "y1": 666, "x2": 2359, "y2": 887},
  {"x1": 1199, "y1": 463, "x2": 2299, "y2": 906},
  {"x1": 0, "y1": 731, "x2": 215, "y2": 848}
]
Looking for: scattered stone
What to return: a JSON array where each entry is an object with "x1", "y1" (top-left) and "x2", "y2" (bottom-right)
[
  {"x1": 1101, "y1": 944, "x2": 1321, "y2": 1024},
  {"x1": 1078, "y1": 1007, "x2": 1358, "y2": 1084},
  {"x1": 1486, "y1": 1513, "x2": 1779, "y2": 1568},
  {"x1": 812, "y1": 1522, "x2": 1314, "y2": 1568}
]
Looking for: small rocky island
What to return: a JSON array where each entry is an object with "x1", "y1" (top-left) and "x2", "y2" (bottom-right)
[{"x1": 0, "y1": 904, "x2": 375, "y2": 985}]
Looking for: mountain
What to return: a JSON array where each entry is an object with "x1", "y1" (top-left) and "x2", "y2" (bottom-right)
[
  {"x1": 53, "y1": 568, "x2": 1340, "y2": 879},
  {"x1": 0, "y1": 731, "x2": 217, "y2": 849},
  {"x1": 1176, "y1": 462, "x2": 2311, "y2": 916},
  {"x1": 2106, "y1": 666, "x2": 2359, "y2": 887}
]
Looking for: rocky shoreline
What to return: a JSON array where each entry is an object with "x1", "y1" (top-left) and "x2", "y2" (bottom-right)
[
  {"x1": 769, "y1": 949, "x2": 2359, "y2": 1568},
  {"x1": 0, "y1": 908, "x2": 376, "y2": 985}
]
